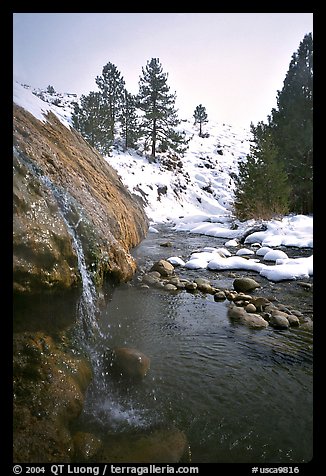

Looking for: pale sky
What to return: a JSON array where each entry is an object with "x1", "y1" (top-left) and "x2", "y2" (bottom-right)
[{"x1": 13, "y1": 12, "x2": 313, "y2": 129}]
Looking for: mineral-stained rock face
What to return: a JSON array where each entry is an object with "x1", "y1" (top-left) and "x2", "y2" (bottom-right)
[
  {"x1": 13, "y1": 153, "x2": 80, "y2": 293},
  {"x1": 13, "y1": 104, "x2": 149, "y2": 293},
  {"x1": 13, "y1": 331, "x2": 93, "y2": 462}
]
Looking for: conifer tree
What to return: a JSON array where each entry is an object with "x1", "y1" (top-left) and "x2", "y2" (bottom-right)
[
  {"x1": 269, "y1": 33, "x2": 313, "y2": 213},
  {"x1": 137, "y1": 58, "x2": 188, "y2": 159},
  {"x1": 95, "y1": 62, "x2": 125, "y2": 146},
  {"x1": 120, "y1": 90, "x2": 140, "y2": 150},
  {"x1": 193, "y1": 104, "x2": 208, "y2": 137},
  {"x1": 71, "y1": 91, "x2": 110, "y2": 154},
  {"x1": 234, "y1": 122, "x2": 290, "y2": 220},
  {"x1": 46, "y1": 85, "x2": 56, "y2": 95}
]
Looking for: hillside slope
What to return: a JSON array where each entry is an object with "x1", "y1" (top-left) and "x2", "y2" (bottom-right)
[{"x1": 105, "y1": 119, "x2": 251, "y2": 223}]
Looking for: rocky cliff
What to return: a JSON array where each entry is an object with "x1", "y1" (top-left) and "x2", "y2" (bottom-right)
[
  {"x1": 13, "y1": 103, "x2": 148, "y2": 294},
  {"x1": 13, "y1": 101, "x2": 150, "y2": 462}
]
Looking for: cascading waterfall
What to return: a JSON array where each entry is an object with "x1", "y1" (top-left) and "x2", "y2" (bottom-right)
[
  {"x1": 14, "y1": 149, "x2": 149, "y2": 429},
  {"x1": 14, "y1": 149, "x2": 106, "y2": 364},
  {"x1": 40, "y1": 176, "x2": 103, "y2": 340},
  {"x1": 38, "y1": 175, "x2": 109, "y2": 383}
]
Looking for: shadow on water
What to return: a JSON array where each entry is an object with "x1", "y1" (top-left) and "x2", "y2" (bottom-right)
[{"x1": 13, "y1": 289, "x2": 79, "y2": 335}]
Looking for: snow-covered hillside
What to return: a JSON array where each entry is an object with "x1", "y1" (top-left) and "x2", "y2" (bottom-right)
[
  {"x1": 105, "y1": 119, "x2": 251, "y2": 224},
  {"x1": 13, "y1": 80, "x2": 251, "y2": 224},
  {"x1": 13, "y1": 80, "x2": 313, "y2": 282},
  {"x1": 13, "y1": 81, "x2": 76, "y2": 129}
]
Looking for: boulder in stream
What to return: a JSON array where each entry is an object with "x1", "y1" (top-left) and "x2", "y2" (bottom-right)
[
  {"x1": 150, "y1": 259, "x2": 175, "y2": 277},
  {"x1": 233, "y1": 277, "x2": 260, "y2": 293},
  {"x1": 227, "y1": 304, "x2": 268, "y2": 329},
  {"x1": 111, "y1": 347, "x2": 151, "y2": 379}
]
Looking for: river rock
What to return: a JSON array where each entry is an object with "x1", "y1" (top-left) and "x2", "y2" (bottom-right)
[
  {"x1": 194, "y1": 278, "x2": 215, "y2": 294},
  {"x1": 290, "y1": 309, "x2": 304, "y2": 319},
  {"x1": 184, "y1": 281, "x2": 198, "y2": 291},
  {"x1": 159, "y1": 241, "x2": 173, "y2": 247},
  {"x1": 245, "y1": 303, "x2": 257, "y2": 313},
  {"x1": 167, "y1": 276, "x2": 181, "y2": 286},
  {"x1": 164, "y1": 283, "x2": 178, "y2": 291},
  {"x1": 225, "y1": 290, "x2": 237, "y2": 300},
  {"x1": 287, "y1": 314, "x2": 300, "y2": 326},
  {"x1": 242, "y1": 313, "x2": 269, "y2": 329},
  {"x1": 112, "y1": 347, "x2": 150, "y2": 379},
  {"x1": 233, "y1": 277, "x2": 260, "y2": 293},
  {"x1": 250, "y1": 296, "x2": 271, "y2": 312},
  {"x1": 233, "y1": 293, "x2": 252, "y2": 303},
  {"x1": 227, "y1": 304, "x2": 268, "y2": 329},
  {"x1": 214, "y1": 291, "x2": 226, "y2": 301},
  {"x1": 142, "y1": 273, "x2": 161, "y2": 286},
  {"x1": 269, "y1": 310, "x2": 290, "y2": 329},
  {"x1": 150, "y1": 259, "x2": 175, "y2": 277},
  {"x1": 97, "y1": 427, "x2": 190, "y2": 463}
]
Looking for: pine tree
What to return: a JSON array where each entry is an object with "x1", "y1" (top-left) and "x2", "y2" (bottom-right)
[
  {"x1": 95, "y1": 62, "x2": 125, "y2": 146},
  {"x1": 120, "y1": 90, "x2": 140, "y2": 150},
  {"x1": 137, "y1": 58, "x2": 187, "y2": 159},
  {"x1": 269, "y1": 33, "x2": 313, "y2": 214},
  {"x1": 193, "y1": 104, "x2": 208, "y2": 137},
  {"x1": 234, "y1": 122, "x2": 290, "y2": 220},
  {"x1": 46, "y1": 85, "x2": 56, "y2": 95},
  {"x1": 71, "y1": 91, "x2": 110, "y2": 154}
]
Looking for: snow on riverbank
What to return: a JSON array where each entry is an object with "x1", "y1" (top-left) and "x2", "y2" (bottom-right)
[{"x1": 163, "y1": 214, "x2": 313, "y2": 282}]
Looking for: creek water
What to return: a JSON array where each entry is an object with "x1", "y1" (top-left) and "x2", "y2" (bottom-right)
[
  {"x1": 74, "y1": 224, "x2": 313, "y2": 464},
  {"x1": 13, "y1": 164, "x2": 313, "y2": 464}
]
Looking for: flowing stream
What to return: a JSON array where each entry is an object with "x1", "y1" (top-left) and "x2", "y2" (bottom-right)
[{"x1": 75, "y1": 224, "x2": 313, "y2": 464}]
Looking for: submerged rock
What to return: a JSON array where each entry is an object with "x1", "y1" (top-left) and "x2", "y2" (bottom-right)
[
  {"x1": 269, "y1": 310, "x2": 290, "y2": 329},
  {"x1": 194, "y1": 277, "x2": 215, "y2": 293},
  {"x1": 97, "y1": 427, "x2": 190, "y2": 463},
  {"x1": 214, "y1": 290, "x2": 227, "y2": 301},
  {"x1": 227, "y1": 304, "x2": 268, "y2": 329}
]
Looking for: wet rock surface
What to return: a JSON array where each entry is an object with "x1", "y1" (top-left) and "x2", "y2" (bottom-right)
[
  {"x1": 13, "y1": 331, "x2": 92, "y2": 462},
  {"x1": 110, "y1": 347, "x2": 151, "y2": 380},
  {"x1": 13, "y1": 104, "x2": 148, "y2": 293},
  {"x1": 72, "y1": 432, "x2": 103, "y2": 462}
]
